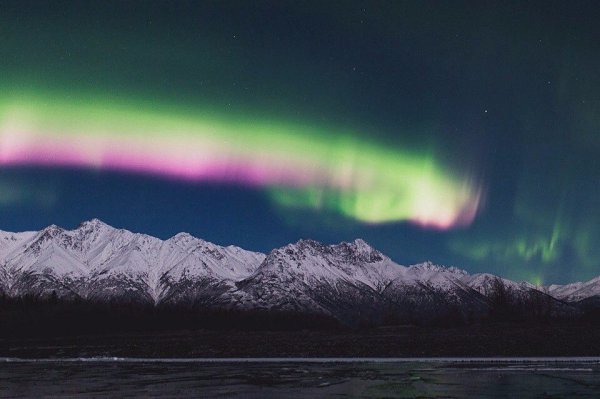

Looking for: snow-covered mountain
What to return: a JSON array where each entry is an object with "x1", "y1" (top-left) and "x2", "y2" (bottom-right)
[
  {"x1": 0, "y1": 219, "x2": 265, "y2": 304},
  {"x1": 0, "y1": 220, "x2": 585, "y2": 322},
  {"x1": 548, "y1": 277, "x2": 600, "y2": 302}
]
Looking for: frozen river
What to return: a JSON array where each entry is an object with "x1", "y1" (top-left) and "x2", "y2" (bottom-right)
[{"x1": 2, "y1": 357, "x2": 600, "y2": 398}]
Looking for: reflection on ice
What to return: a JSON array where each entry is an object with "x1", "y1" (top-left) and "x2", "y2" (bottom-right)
[{"x1": 2, "y1": 358, "x2": 600, "y2": 398}]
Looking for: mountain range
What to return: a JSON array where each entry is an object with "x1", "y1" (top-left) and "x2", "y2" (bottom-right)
[{"x1": 0, "y1": 219, "x2": 597, "y2": 324}]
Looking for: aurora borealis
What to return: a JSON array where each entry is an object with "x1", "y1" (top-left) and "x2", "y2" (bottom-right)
[
  {"x1": 1, "y1": 1, "x2": 599, "y2": 284},
  {"x1": 0, "y1": 90, "x2": 482, "y2": 228}
]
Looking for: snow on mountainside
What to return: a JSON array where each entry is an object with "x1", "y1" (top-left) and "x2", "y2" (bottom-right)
[
  {"x1": 548, "y1": 277, "x2": 600, "y2": 302},
  {"x1": 462, "y1": 273, "x2": 537, "y2": 297},
  {"x1": 0, "y1": 220, "x2": 588, "y2": 322},
  {"x1": 234, "y1": 238, "x2": 406, "y2": 316},
  {"x1": 0, "y1": 219, "x2": 265, "y2": 303}
]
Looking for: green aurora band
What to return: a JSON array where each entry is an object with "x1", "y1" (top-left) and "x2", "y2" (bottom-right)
[{"x1": 0, "y1": 89, "x2": 482, "y2": 229}]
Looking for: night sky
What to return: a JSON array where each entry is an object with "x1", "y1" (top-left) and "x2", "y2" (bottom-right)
[{"x1": 1, "y1": 1, "x2": 599, "y2": 284}]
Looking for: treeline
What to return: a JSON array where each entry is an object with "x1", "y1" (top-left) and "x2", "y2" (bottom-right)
[
  {"x1": 1, "y1": 277, "x2": 597, "y2": 338},
  {"x1": 0, "y1": 294, "x2": 341, "y2": 338},
  {"x1": 483, "y1": 277, "x2": 570, "y2": 323},
  {"x1": 370, "y1": 277, "x2": 581, "y2": 328}
]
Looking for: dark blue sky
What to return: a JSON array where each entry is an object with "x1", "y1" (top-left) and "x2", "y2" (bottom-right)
[{"x1": 1, "y1": 1, "x2": 599, "y2": 284}]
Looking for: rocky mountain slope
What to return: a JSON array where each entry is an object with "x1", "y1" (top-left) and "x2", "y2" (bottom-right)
[{"x1": 0, "y1": 220, "x2": 590, "y2": 323}]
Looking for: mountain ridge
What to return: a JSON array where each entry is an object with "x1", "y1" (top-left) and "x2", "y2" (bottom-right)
[{"x1": 0, "y1": 219, "x2": 595, "y2": 324}]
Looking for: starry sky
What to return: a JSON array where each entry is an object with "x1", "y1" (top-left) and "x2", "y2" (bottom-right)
[{"x1": 0, "y1": 1, "x2": 599, "y2": 284}]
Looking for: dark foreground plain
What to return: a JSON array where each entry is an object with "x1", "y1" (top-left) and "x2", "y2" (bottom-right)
[
  {"x1": 2, "y1": 358, "x2": 600, "y2": 398},
  {"x1": 4, "y1": 323, "x2": 600, "y2": 358}
]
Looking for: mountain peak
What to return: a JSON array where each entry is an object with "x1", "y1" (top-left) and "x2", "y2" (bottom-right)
[
  {"x1": 30, "y1": 224, "x2": 67, "y2": 250},
  {"x1": 349, "y1": 238, "x2": 377, "y2": 253},
  {"x1": 41, "y1": 224, "x2": 65, "y2": 236},
  {"x1": 75, "y1": 219, "x2": 114, "y2": 240},
  {"x1": 78, "y1": 218, "x2": 110, "y2": 230},
  {"x1": 171, "y1": 232, "x2": 194, "y2": 240},
  {"x1": 335, "y1": 238, "x2": 386, "y2": 263},
  {"x1": 352, "y1": 238, "x2": 369, "y2": 246},
  {"x1": 274, "y1": 238, "x2": 386, "y2": 265},
  {"x1": 294, "y1": 238, "x2": 323, "y2": 247},
  {"x1": 168, "y1": 231, "x2": 207, "y2": 246},
  {"x1": 409, "y1": 261, "x2": 467, "y2": 275},
  {"x1": 274, "y1": 239, "x2": 321, "y2": 254}
]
